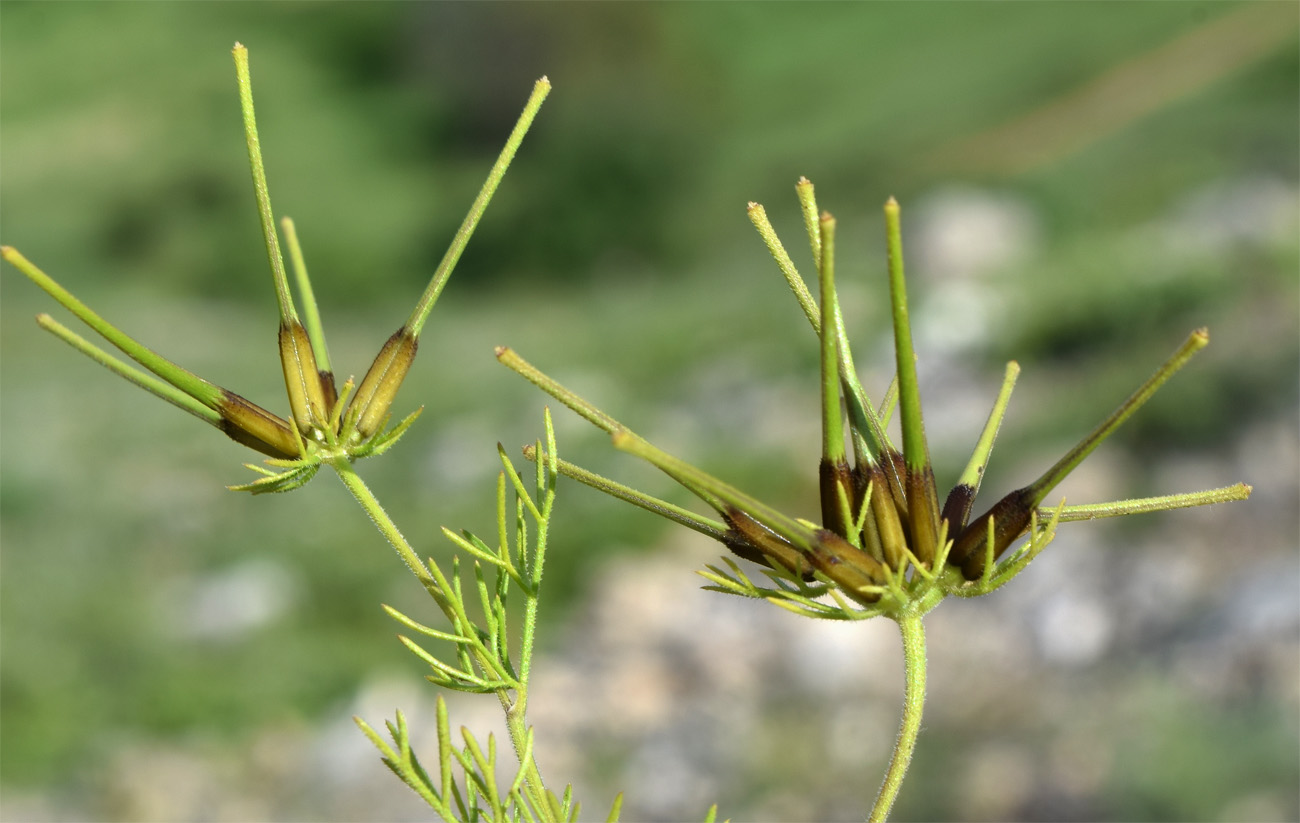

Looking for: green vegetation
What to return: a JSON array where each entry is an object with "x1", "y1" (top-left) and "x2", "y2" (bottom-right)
[{"x1": 1, "y1": 4, "x2": 1295, "y2": 820}]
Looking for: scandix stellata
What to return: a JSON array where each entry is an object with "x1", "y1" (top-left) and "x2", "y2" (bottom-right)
[{"x1": 4, "y1": 42, "x2": 1252, "y2": 822}]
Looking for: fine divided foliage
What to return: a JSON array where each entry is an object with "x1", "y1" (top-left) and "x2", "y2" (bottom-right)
[
  {"x1": 353, "y1": 411, "x2": 595, "y2": 822},
  {"x1": 3, "y1": 42, "x2": 1253, "y2": 823}
]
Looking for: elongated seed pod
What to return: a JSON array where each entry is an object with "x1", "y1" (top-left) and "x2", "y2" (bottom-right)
[
  {"x1": 940, "y1": 483, "x2": 976, "y2": 535},
  {"x1": 805, "y1": 529, "x2": 885, "y2": 605},
  {"x1": 350, "y1": 327, "x2": 418, "y2": 439},
  {"x1": 906, "y1": 464, "x2": 941, "y2": 566},
  {"x1": 318, "y1": 370, "x2": 338, "y2": 416},
  {"x1": 859, "y1": 461, "x2": 909, "y2": 571},
  {"x1": 951, "y1": 487, "x2": 1035, "y2": 579},
  {"x1": 819, "y1": 457, "x2": 855, "y2": 540},
  {"x1": 278, "y1": 320, "x2": 330, "y2": 436},
  {"x1": 724, "y1": 507, "x2": 814, "y2": 579},
  {"x1": 217, "y1": 390, "x2": 299, "y2": 458}
]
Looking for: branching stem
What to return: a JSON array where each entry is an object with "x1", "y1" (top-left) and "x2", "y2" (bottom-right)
[{"x1": 331, "y1": 455, "x2": 558, "y2": 822}]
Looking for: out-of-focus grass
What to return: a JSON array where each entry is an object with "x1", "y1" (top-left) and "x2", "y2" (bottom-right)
[{"x1": 2, "y1": 3, "x2": 1296, "y2": 820}]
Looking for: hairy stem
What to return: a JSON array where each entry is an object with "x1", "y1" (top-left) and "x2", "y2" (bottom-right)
[
  {"x1": 330, "y1": 458, "x2": 436, "y2": 588},
  {"x1": 870, "y1": 613, "x2": 927, "y2": 823},
  {"x1": 232, "y1": 43, "x2": 296, "y2": 324},
  {"x1": 332, "y1": 456, "x2": 557, "y2": 821},
  {"x1": 281, "y1": 216, "x2": 332, "y2": 373},
  {"x1": 35, "y1": 313, "x2": 221, "y2": 425},
  {"x1": 1048, "y1": 482, "x2": 1251, "y2": 521},
  {"x1": 503, "y1": 663, "x2": 558, "y2": 823},
  {"x1": 408, "y1": 77, "x2": 551, "y2": 337},
  {"x1": 883, "y1": 198, "x2": 929, "y2": 473}
]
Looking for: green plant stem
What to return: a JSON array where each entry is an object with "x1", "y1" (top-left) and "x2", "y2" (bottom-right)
[
  {"x1": 407, "y1": 77, "x2": 551, "y2": 337},
  {"x1": 500, "y1": 687, "x2": 557, "y2": 823},
  {"x1": 330, "y1": 456, "x2": 558, "y2": 823},
  {"x1": 506, "y1": 427, "x2": 562, "y2": 823},
  {"x1": 330, "y1": 457, "x2": 437, "y2": 589},
  {"x1": 1026, "y1": 328, "x2": 1208, "y2": 505},
  {"x1": 232, "y1": 43, "x2": 297, "y2": 324},
  {"x1": 870, "y1": 613, "x2": 927, "y2": 823},
  {"x1": 956, "y1": 361, "x2": 1019, "y2": 490},
  {"x1": 883, "y1": 198, "x2": 929, "y2": 473},
  {"x1": 35, "y1": 313, "x2": 221, "y2": 425},
  {"x1": 281, "y1": 216, "x2": 332, "y2": 372},
  {"x1": 523, "y1": 446, "x2": 730, "y2": 541},
  {"x1": 1049, "y1": 482, "x2": 1251, "y2": 521},
  {"x1": 2, "y1": 246, "x2": 226, "y2": 409},
  {"x1": 818, "y1": 214, "x2": 845, "y2": 464},
  {"x1": 329, "y1": 458, "x2": 487, "y2": 677},
  {"x1": 501, "y1": 452, "x2": 548, "y2": 713}
]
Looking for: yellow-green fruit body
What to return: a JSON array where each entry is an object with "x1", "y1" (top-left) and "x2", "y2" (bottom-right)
[{"x1": 351, "y1": 328, "x2": 418, "y2": 439}]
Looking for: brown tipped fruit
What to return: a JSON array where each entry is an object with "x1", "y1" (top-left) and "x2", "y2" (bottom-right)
[
  {"x1": 318, "y1": 370, "x2": 338, "y2": 415},
  {"x1": 278, "y1": 320, "x2": 330, "y2": 436},
  {"x1": 905, "y1": 464, "x2": 941, "y2": 566},
  {"x1": 350, "y1": 327, "x2": 418, "y2": 439},
  {"x1": 819, "y1": 457, "x2": 855, "y2": 539},
  {"x1": 217, "y1": 390, "x2": 300, "y2": 458},
  {"x1": 723, "y1": 507, "x2": 814, "y2": 580},
  {"x1": 940, "y1": 483, "x2": 977, "y2": 535},
  {"x1": 859, "y1": 461, "x2": 909, "y2": 571},
  {"x1": 806, "y1": 529, "x2": 886, "y2": 605},
  {"x1": 950, "y1": 487, "x2": 1035, "y2": 579}
]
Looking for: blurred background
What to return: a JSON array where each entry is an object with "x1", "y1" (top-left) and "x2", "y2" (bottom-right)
[{"x1": 2, "y1": 3, "x2": 1296, "y2": 821}]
